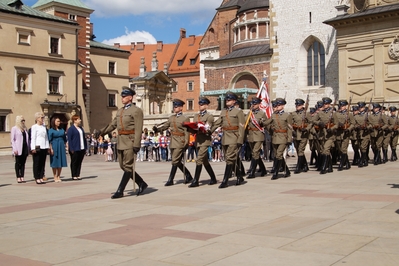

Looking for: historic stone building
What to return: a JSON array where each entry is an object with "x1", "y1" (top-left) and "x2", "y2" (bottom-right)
[{"x1": 324, "y1": 0, "x2": 399, "y2": 104}]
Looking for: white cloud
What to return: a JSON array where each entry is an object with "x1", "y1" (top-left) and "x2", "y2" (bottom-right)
[
  {"x1": 84, "y1": 0, "x2": 216, "y2": 17},
  {"x1": 102, "y1": 28, "x2": 157, "y2": 45}
]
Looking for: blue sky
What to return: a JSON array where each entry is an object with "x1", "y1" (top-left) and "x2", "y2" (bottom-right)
[{"x1": 24, "y1": 0, "x2": 218, "y2": 44}]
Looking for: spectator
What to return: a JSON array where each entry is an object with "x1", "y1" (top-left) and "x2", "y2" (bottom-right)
[
  {"x1": 212, "y1": 132, "x2": 221, "y2": 162},
  {"x1": 30, "y1": 112, "x2": 49, "y2": 184},
  {"x1": 147, "y1": 132, "x2": 154, "y2": 162},
  {"x1": 91, "y1": 133, "x2": 97, "y2": 155},
  {"x1": 159, "y1": 131, "x2": 167, "y2": 162},
  {"x1": 86, "y1": 133, "x2": 92, "y2": 156},
  {"x1": 153, "y1": 132, "x2": 160, "y2": 162},
  {"x1": 11, "y1": 115, "x2": 29, "y2": 183},
  {"x1": 97, "y1": 135, "x2": 104, "y2": 154},
  {"x1": 48, "y1": 117, "x2": 67, "y2": 182},
  {"x1": 166, "y1": 131, "x2": 171, "y2": 161},
  {"x1": 187, "y1": 133, "x2": 196, "y2": 162},
  {"x1": 67, "y1": 115, "x2": 87, "y2": 180},
  {"x1": 103, "y1": 134, "x2": 109, "y2": 162},
  {"x1": 137, "y1": 133, "x2": 146, "y2": 162}
]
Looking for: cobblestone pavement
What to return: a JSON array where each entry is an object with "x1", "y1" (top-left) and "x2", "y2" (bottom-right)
[{"x1": 1, "y1": 153, "x2": 399, "y2": 265}]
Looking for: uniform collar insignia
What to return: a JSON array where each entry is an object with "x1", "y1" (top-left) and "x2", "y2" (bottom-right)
[
  {"x1": 200, "y1": 110, "x2": 207, "y2": 116},
  {"x1": 124, "y1": 104, "x2": 131, "y2": 109},
  {"x1": 176, "y1": 112, "x2": 183, "y2": 117},
  {"x1": 227, "y1": 106, "x2": 234, "y2": 111}
]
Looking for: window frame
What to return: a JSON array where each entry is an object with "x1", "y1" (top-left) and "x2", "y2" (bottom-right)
[
  {"x1": 49, "y1": 35, "x2": 61, "y2": 55},
  {"x1": 0, "y1": 109, "x2": 11, "y2": 132},
  {"x1": 108, "y1": 61, "x2": 116, "y2": 75},
  {"x1": 187, "y1": 81, "x2": 194, "y2": 92},
  {"x1": 47, "y1": 70, "x2": 64, "y2": 95},
  {"x1": 307, "y1": 41, "x2": 325, "y2": 86},
  {"x1": 108, "y1": 91, "x2": 118, "y2": 108},
  {"x1": 15, "y1": 67, "x2": 33, "y2": 93},
  {"x1": 187, "y1": 99, "x2": 194, "y2": 111},
  {"x1": 69, "y1": 14, "x2": 77, "y2": 21}
]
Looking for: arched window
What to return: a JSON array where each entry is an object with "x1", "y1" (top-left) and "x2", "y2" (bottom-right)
[
  {"x1": 250, "y1": 27, "x2": 256, "y2": 39},
  {"x1": 307, "y1": 41, "x2": 325, "y2": 86}
]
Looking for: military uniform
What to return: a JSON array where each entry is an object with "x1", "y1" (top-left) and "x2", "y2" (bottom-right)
[
  {"x1": 188, "y1": 98, "x2": 217, "y2": 187},
  {"x1": 155, "y1": 99, "x2": 193, "y2": 186},
  {"x1": 212, "y1": 92, "x2": 245, "y2": 188},
  {"x1": 246, "y1": 97, "x2": 268, "y2": 179},
  {"x1": 367, "y1": 103, "x2": 388, "y2": 165},
  {"x1": 352, "y1": 102, "x2": 371, "y2": 167},
  {"x1": 99, "y1": 87, "x2": 148, "y2": 198},
  {"x1": 350, "y1": 105, "x2": 361, "y2": 166},
  {"x1": 388, "y1": 106, "x2": 399, "y2": 161}
]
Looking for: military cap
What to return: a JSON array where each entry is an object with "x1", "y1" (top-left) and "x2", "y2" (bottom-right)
[
  {"x1": 322, "y1": 97, "x2": 332, "y2": 104},
  {"x1": 271, "y1": 100, "x2": 278, "y2": 108},
  {"x1": 251, "y1": 97, "x2": 262, "y2": 105},
  {"x1": 316, "y1": 101, "x2": 324, "y2": 109},
  {"x1": 225, "y1": 92, "x2": 238, "y2": 101},
  {"x1": 172, "y1": 99, "x2": 185, "y2": 107},
  {"x1": 372, "y1": 102, "x2": 381, "y2": 109},
  {"x1": 295, "y1": 98, "x2": 305, "y2": 105},
  {"x1": 338, "y1": 100, "x2": 348, "y2": 106},
  {"x1": 389, "y1": 106, "x2": 397, "y2": 112},
  {"x1": 357, "y1": 101, "x2": 366, "y2": 107},
  {"x1": 121, "y1": 86, "x2": 135, "y2": 97},
  {"x1": 351, "y1": 105, "x2": 359, "y2": 111},
  {"x1": 275, "y1": 98, "x2": 286, "y2": 106},
  {"x1": 198, "y1": 97, "x2": 210, "y2": 105},
  {"x1": 309, "y1": 107, "x2": 316, "y2": 114}
]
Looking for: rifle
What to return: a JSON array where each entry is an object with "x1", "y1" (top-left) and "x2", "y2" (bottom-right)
[
  {"x1": 378, "y1": 99, "x2": 385, "y2": 129},
  {"x1": 343, "y1": 94, "x2": 353, "y2": 129},
  {"x1": 301, "y1": 91, "x2": 310, "y2": 129}
]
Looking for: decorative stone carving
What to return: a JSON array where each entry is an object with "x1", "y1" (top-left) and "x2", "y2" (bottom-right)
[{"x1": 388, "y1": 35, "x2": 399, "y2": 61}]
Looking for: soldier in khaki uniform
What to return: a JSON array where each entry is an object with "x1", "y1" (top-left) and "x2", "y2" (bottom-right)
[
  {"x1": 265, "y1": 98, "x2": 293, "y2": 180},
  {"x1": 99, "y1": 87, "x2": 148, "y2": 199},
  {"x1": 381, "y1": 107, "x2": 391, "y2": 163},
  {"x1": 350, "y1": 105, "x2": 361, "y2": 166},
  {"x1": 212, "y1": 92, "x2": 245, "y2": 188},
  {"x1": 388, "y1": 106, "x2": 399, "y2": 161},
  {"x1": 335, "y1": 100, "x2": 355, "y2": 171},
  {"x1": 245, "y1": 97, "x2": 268, "y2": 179},
  {"x1": 188, "y1": 97, "x2": 217, "y2": 187},
  {"x1": 367, "y1": 103, "x2": 388, "y2": 165},
  {"x1": 353, "y1": 102, "x2": 371, "y2": 167},
  {"x1": 308, "y1": 107, "x2": 318, "y2": 166},
  {"x1": 154, "y1": 99, "x2": 193, "y2": 186},
  {"x1": 291, "y1": 98, "x2": 312, "y2": 174}
]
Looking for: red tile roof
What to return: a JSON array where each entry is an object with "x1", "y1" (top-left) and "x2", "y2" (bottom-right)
[{"x1": 169, "y1": 35, "x2": 202, "y2": 74}]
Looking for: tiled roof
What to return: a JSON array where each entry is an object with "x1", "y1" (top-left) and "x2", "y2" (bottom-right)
[
  {"x1": 211, "y1": 44, "x2": 271, "y2": 61},
  {"x1": 217, "y1": 0, "x2": 241, "y2": 10},
  {"x1": 130, "y1": 71, "x2": 162, "y2": 81},
  {"x1": 324, "y1": 3, "x2": 399, "y2": 24},
  {"x1": 169, "y1": 35, "x2": 201, "y2": 75},
  {"x1": 32, "y1": 0, "x2": 91, "y2": 10},
  {"x1": 0, "y1": 0, "x2": 78, "y2": 24},
  {"x1": 90, "y1": 41, "x2": 130, "y2": 54}
]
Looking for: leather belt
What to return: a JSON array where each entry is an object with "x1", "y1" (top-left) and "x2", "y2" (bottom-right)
[
  {"x1": 248, "y1": 128, "x2": 259, "y2": 131},
  {"x1": 222, "y1": 126, "x2": 239, "y2": 130},
  {"x1": 171, "y1": 131, "x2": 185, "y2": 136},
  {"x1": 274, "y1": 129, "x2": 287, "y2": 133},
  {"x1": 118, "y1": 130, "x2": 135, "y2": 135}
]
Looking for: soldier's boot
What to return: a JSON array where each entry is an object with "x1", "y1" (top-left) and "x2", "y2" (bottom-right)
[
  {"x1": 377, "y1": 151, "x2": 382, "y2": 165},
  {"x1": 302, "y1": 156, "x2": 309, "y2": 172},
  {"x1": 270, "y1": 158, "x2": 277, "y2": 173},
  {"x1": 219, "y1": 164, "x2": 233, "y2": 189},
  {"x1": 165, "y1": 165, "x2": 178, "y2": 186},
  {"x1": 344, "y1": 154, "x2": 351, "y2": 170},
  {"x1": 111, "y1": 171, "x2": 131, "y2": 199},
  {"x1": 283, "y1": 158, "x2": 291, "y2": 178},
  {"x1": 310, "y1": 150, "x2": 317, "y2": 165},
  {"x1": 327, "y1": 155, "x2": 333, "y2": 173},
  {"x1": 204, "y1": 163, "x2": 217, "y2": 185},
  {"x1": 177, "y1": 163, "x2": 193, "y2": 184},
  {"x1": 294, "y1": 156, "x2": 303, "y2": 174},
  {"x1": 382, "y1": 149, "x2": 388, "y2": 163},
  {"x1": 189, "y1": 165, "x2": 202, "y2": 188},
  {"x1": 258, "y1": 158, "x2": 267, "y2": 176},
  {"x1": 320, "y1": 155, "x2": 328, "y2": 175},
  {"x1": 316, "y1": 153, "x2": 323, "y2": 171},
  {"x1": 338, "y1": 154, "x2": 345, "y2": 171},
  {"x1": 247, "y1": 158, "x2": 258, "y2": 179},
  {"x1": 394, "y1": 150, "x2": 398, "y2": 161},
  {"x1": 374, "y1": 151, "x2": 380, "y2": 165},
  {"x1": 358, "y1": 152, "x2": 364, "y2": 168},
  {"x1": 271, "y1": 160, "x2": 281, "y2": 180},
  {"x1": 363, "y1": 152, "x2": 369, "y2": 167},
  {"x1": 352, "y1": 149, "x2": 360, "y2": 166},
  {"x1": 235, "y1": 165, "x2": 245, "y2": 186},
  {"x1": 280, "y1": 159, "x2": 287, "y2": 173},
  {"x1": 239, "y1": 159, "x2": 246, "y2": 177},
  {"x1": 131, "y1": 172, "x2": 148, "y2": 196}
]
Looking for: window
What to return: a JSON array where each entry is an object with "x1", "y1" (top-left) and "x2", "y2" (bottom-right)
[
  {"x1": 177, "y1": 60, "x2": 183, "y2": 66},
  {"x1": 47, "y1": 71, "x2": 64, "y2": 94},
  {"x1": 172, "y1": 83, "x2": 178, "y2": 92},
  {"x1": 307, "y1": 41, "x2": 325, "y2": 86},
  {"x1": 50, "y1": 37, "x2": 59, "y2": 54},
  {"x1": 108, "y1": 93, "x2": 116, "y2": 107},
  {"x1": 187, "y1": 99, "x2": 194, "y2": 111},
  {"x1": 69, "y1": 14, "x2": 77, "y2": 21},
  {"x1": 16, "y1": 28, "x2": 32, "y2": 45},
  {"x1": 108, "y1": 61, "x2": 116, "y2": 75},
  {"x1": 0, "y1": 115, "x2": 6, "y2": 132},
  {"x1": 190, "y1": 58, "x2": 196, "y2": 65},
  {"x1": 15, "y1": 67, "x2": 33, "y2": 92},
  {"x1": 187, "y1": 81, "x2": 194, "y2": 91}
]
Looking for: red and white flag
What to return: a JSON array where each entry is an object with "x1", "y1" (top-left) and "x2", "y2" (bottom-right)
[{"x1": 256, "y1": 78, "x2": 273, "y2": 118}]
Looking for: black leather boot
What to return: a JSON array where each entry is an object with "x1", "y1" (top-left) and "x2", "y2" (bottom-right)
[
  {"x1": 382, "y1": 149, "x2": 388, "y2": 163},
  {"x1": 271, "y1": 159, "x2": 281, "y2": 180},
  {"x1": 352, "y1": 149, "x2": 360, "y2": 165},
  {"x1": 247, "y1": 158, "x2": 257, "y2": 179},
  {"x1": 320, "y1": 154, "x2": 328, "y2": 174},
  {"x1": 363, "y1": 152, "x2": 369, "y2": 166},
  {"x1": 327, "y1": 155, "x2": 333, "y2": 173},
  {"x1": 131, "y1": 172, "x2": 148, "y2": 196},
  {"x1": 189, "y1": 165, "x2": 202, "y2": 188},
  {"x1": 283, "y1": 158, "x2": 290, "y2": 177},
  {"x1": 165, "y1": 165, "x2": 178, "y2": 186},
  {"x1": 235, "y1": 163, "x2": 244, "y2": 186},
  {"x1": 310, "y1": 150, "x2": 317, "y2": 165},
  {"x1": 219, "y1": 164, "x2": 233, "y2": 188},
  {"x1": 302, "y1": 156, "x2": 309, "y2": 172},
  {"x1": 344, "y1": 154, "x2": 351, "y2": 170},
  {"x1": 338, "y1": 154, "x2": 344, "y2": 171},
  {"x1": 270, "y1": 158, "x2": 277, "y2": 173},
  {"x1": 316, "y1": 153, "x2": 323, "y2": 171},
  {"x1": 177, "y1": 163, "x2": 193, "y2": 183},
  {"x1": 394, "y1": 150, "x2": 398, "y2": 161},
  {"x1": 294, "y1": 156, "x2": 302, "y2": 174},
  {"x1": 111, "y1": 171, "x2": 131, "y2": 199},
  {"x1": 258, "y1": 158, "x2": 267, "y2": 176},
  {"x1": 204, "y1": 163, "x2": 217, "y2": 185}
]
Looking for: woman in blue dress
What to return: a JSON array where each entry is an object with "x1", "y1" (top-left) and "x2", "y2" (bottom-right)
[{"x1": 48, "y1": 117, "x2": 67, "y2": 182}]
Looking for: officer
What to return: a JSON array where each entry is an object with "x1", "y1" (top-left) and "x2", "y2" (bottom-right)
[
  {"x1": 153, "y1": 99, "x2": 193, "y2": 186},
  {"x1": 291, "y1": 98, "x2": 312, "y2": 174},
  {"x1": 212, "y1": 92, "x2": 245, "y2": 188},
  {"x1": 265, "y1": 98, "x2": 292, "y2": 180},
  {"x1": 246, "y1": 97, "x2": 268, "y2": 179},
  {"x1": 367, "y1": 102, "x2": 388, "y2": 165},
  {"x1": 98, "y1": 87, "x2": 148, "y2": 199},
  {"x1": 312, "y1": 97, "x2": 338, "y2": 174},
  {"x1": 353, "y1": 101, "x2": 371, "y2": 167},
  {"x1": 388, "y1": 106, "x2": 399, "y2": 161},
  {"x1": 188, "y1": 97, "x2": 217, "y2": 187},
  {"x1": 335, "y1": 100, "x2": 354, "y2": 171}
]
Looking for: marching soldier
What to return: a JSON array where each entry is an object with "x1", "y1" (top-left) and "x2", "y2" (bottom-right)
[
  {"x1": 367, "y1": 103, "x2": 388, "y2": 165},
  {"x1": 353, "y1": 102, "x2": 371, "y2": 167},
  {"x1": 188, "y1": 97, "x2": 217, "y2": 187},
  {"x1": 153, "y1": 99, "x2": 193, "y2": 186},
  {"x1": 312, "y1": 97, "x2": 338, "y2": 174},
  {"x1": 291, "y1": 98, "x2": 312, "y2": 174},
  {"x1": 381, "y1": 106, "x2": 391, "y2": 163},
  {"x1": 265, "y1": 98, "x2": 293, "y2": 180},
  {"x1": 388, "y1": 106, "x2": 399, "y2": 161},
  {"x1": 350, "y1": 105, "x2": 361, "y2": 165},
  {"x1": 335, "y1": 100, "x2": 354, "y2": 171},
  {"x1": 308, "y1": 107, "x2": 318, "y2": 166},
  {"x1": 212, "y1": 92, "x2": 245, "y2": 188},
  {"x1": 98, "y1": 87, "x2": 148, "y2": 199},
  {"x1": 246, "y1": 97, "x2": 268, "y2": 179}
]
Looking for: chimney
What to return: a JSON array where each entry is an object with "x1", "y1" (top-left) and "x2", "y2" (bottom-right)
[
  {"x1": 139, "y1": 57, "x2": 146, "y2": 77},
  {"x1": 163, "y1": 63, "x2": 168, "y2": 75},
  {"x1": 180, "y1": 28, "x2": 186, "y2": 38},
  {"x1": 189, "y1": 35, "x2": 195, "y2": 46},
  {"x1": 157, "y1": 41, "x2": 163, "y2": 51},
  {"x1": 130, "y1": 42, "x2": 135, "y2": 50},
  {"x1": 137, "y1": 42, "x2": 144, "y2": 50},
  {"x1": 113, "y1": 43, "x2": 120, "y2": 48},
  {"x1": 151, "y1": 51, "x2": 158, "y2": 71}
]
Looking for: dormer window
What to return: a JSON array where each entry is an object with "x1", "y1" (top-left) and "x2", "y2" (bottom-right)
[
  {"x1": 177, "y1": 60, "x2": 183, "y2": 66},
  {"x1": 8, "y1": 0, "x2": 23, "y2": 10},
  {"x1": 69, "y1": 14, "x2": 77, "y2": 21}
]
